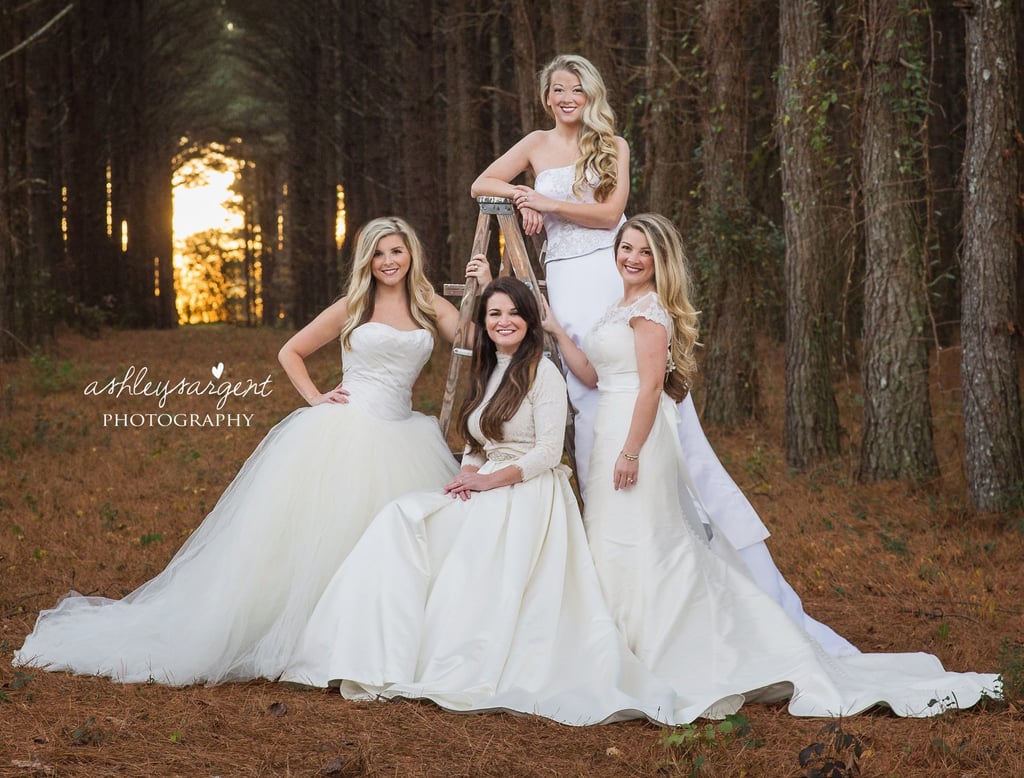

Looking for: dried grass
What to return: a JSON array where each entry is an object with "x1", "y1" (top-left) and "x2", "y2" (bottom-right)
[{"x1": 1, "y1": 326, "x2": 1021, "y2": 777}]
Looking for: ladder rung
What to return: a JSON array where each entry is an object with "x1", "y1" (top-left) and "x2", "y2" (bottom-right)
[{"x1": 444, "y1": 280, "x2": 545, "y2": 297}]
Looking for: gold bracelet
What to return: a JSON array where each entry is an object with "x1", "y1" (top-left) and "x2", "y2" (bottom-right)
[{"x1": 621, "y1": 451, "x2": 639, "y2": 461}]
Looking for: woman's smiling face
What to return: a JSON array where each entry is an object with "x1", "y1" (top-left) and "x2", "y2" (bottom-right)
[
  {"x1": 616, "y1": 227, "x2": 656, "y2": 291},
  {"x1": 484, "y1": 291, "x2": 528, "y2": 355},
  {"x1": 371, "y1": 234, "x2": 411, "y2": 287}
]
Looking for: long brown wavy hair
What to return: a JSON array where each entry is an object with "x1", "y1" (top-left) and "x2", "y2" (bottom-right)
[{"x1": 455, "y1": 277, "x2": 545, "y2": 454}]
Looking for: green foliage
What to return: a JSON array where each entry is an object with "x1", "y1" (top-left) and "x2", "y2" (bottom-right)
[
  {"x1": 99, "y1": 501, "x2": 131, "y2": 531},
  {"x1": 0, "y1": 425, "x2": 16, "y2": 460},
  {"x1": 29, "y1": 354, "x2": 76, "y2": 395},
  {"x1": 140, "y1": 532, "x2": 164, "y2": 546},
  {"x1": 1, "y1": 671, "x2": 34, "y2": 704},
  {"x1": 774, "y1": 44, "x2": 845, "y2": 171},
  {"x1": 876, "y1": 527, "x2": 909, "y2": 557},
  {"x1": 690, "y1": 201, "x2": 785, "y2": 337},
  {"x1": 798, "y1": 720, "x2": 864, "y2": 777},
  {"x1": 742, "y1": 444, "x2": 774, "y2": 484},
  {"x1": 68, "y1": 716, "x2": 107, "y2": 746},
  {"x1": 63, "y1": 297, "x2": 113, "y2": 337},
  {"x1": 661, "y1": 714, "x2": 760, "y2": 775},
  {"x1": 416, "y1": 393, "x2": 439, "y2": 415},
  {"x1": 996, "y1": 638, "x2": 1024, "y2": 704},
  {"x1": 30, "y1": 410, "x2": 90, "y2": 454},
  {"x1": 887, "y1": 1, "x2": 932, "y2": 174}
]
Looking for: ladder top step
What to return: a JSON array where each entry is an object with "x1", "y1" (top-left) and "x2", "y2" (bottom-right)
[
  {"x1": 477, "y1": 196, "x2": 515, "y2": 215},
  {"x1": 444, "y1": 280, "x2": 546, "y2": 297}
]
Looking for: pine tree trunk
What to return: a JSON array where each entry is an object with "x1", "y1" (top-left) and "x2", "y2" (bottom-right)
[
  {"x1": 776, "y1": 0, "x2": 840, "y2": 468},
  {"x1": 442, "y1": 0, "x2": 485, "y2": 281},
  {"x1": 858, "y1": 0, "x2": 938, "y2": 481},
  {"x1": 641, "y1": 0, "x2": 700, "y2": 229},
  {"x1": 65, "y1": 5, "x2": 117, "y2": 315},
  {"x1": 698, "y1": 0, "x2": 758, "y2": 425},
  {"x1": 960, "y1": 0, "x2": 1024, "y2": 511}
]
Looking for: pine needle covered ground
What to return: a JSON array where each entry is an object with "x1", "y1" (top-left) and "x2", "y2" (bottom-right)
[{"x1": 1, "y1": 325, "x2": 1021, "y2": 777}]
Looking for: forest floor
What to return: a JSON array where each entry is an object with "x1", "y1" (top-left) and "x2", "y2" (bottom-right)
[{"x1": 1, "y1": 324, "x2": 1022, "y2": 778}]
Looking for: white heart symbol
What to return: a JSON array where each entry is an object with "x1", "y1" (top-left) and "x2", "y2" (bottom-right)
[{"x1": 212, "y1": 362, "x2": 224, "y2": 379}]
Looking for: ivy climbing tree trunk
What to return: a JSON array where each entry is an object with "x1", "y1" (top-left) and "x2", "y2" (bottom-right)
[
  {"x1": 960, "y1": 0, "x2": 1023, "y2": 511},
  {"x1": 775, "y1": 0, "x2": 840, "y2": 468},
  {"x1": 697, "y1": 0, "x2": 759, "y2": 426},
  {"x1": 639, "y1": 0, "x2": 699, "y2": 228},
  {"x1": 857, "y1": 0, "x2": 938, "y2": 481}
]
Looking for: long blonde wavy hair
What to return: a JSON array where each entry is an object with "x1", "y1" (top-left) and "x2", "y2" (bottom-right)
[
  {"x1": 539, "y1": 54, "x2": 619, "y2": 203},
  {"x1": 339, "y1": 216, "x2": 438, "y2": 349},
  {"x1": 616, "y1": 213, "x2": 701, "y2": 402}
]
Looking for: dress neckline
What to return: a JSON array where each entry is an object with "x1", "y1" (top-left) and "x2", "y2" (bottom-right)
[
  {"x1": 535, "y1": 162, "x2": 575, "y2": 180},
  {"x1": 616, "y1": 290, "x2": 659, "y2": 310},
  {"x1": 358, "y1": 321, "x2": 427, "y2": 335}
]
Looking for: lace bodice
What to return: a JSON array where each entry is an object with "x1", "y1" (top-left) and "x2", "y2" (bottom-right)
[
  {"x1": 534, "y1": 164, "x2": 626, "y2": 261},
  {"x1": 462, "y1": 355, "x2": 567, "y2": 482},
  {"x1": 583, "y1": 292, "x2": 672, "y2": 392},
  {"x1": 341, "y1": 323, "x2": 433, "y2": 420}
]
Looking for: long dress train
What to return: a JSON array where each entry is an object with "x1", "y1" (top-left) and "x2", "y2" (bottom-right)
[
  {"x1": 534, "y1": 163, "x2": 858, "y2": 656},
  {"x1": 580, "y1": 293, "x2": 1000, "y2": 718},
  {"x1": 14, "y1": 323, "x2": 458, "y2": 685}
]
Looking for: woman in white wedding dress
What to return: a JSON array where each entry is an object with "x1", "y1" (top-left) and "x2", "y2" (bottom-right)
[
  {"x1": 14, "y1": 217, "x2": 484, "y2": 686},
  {"x1": 280, "y1": 278, "x2": 698, "y2": 725},
  {"x1": 542, "y1": 213, "x2": 1000, "y2": 719},
  {"x1": 471, "y1": 53, "x2": 856, "y2": 656}
]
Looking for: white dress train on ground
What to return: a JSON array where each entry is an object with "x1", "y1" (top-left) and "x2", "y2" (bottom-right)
[
  {"x1": 14, "y1": 323, "x2": 458, "y2": 685},
  {"x1": 579, "y1": 293, "x2": 1000, "y2": 719}
]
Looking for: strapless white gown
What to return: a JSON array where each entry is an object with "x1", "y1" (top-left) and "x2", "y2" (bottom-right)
[
  {"x1": 13, "y1": 323, "x2": 458, "y2": 685},
  {"x1": 535, "y1": 163, "x2": 857, "y2": 657},
  {"x1": 580, "y1": 295, "x2": 1000, "y2": 719}
]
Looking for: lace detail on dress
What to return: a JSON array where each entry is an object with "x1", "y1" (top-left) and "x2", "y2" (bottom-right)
[
  {"x1": 592, "y1": 291, "x2": 671, "y2": 334},
  {"x1": 534, "y1": 165, "x2": 625, "y2": 262},
  {"x1": 591, "y1": 292, "x2": 674, "y2": 374},
  {"x1": 626, "y1": 292, "x2": 671, "y2": 330}
]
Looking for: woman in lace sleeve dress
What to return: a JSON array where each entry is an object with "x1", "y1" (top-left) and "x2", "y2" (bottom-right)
[{"x1": 542, "y1": 213, "x2": 1000, "y2": 719}]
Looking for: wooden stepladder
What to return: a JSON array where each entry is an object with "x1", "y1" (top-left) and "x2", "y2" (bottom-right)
[{"x1": 439, "y1": 196, "x2": 577, "y2": 475}]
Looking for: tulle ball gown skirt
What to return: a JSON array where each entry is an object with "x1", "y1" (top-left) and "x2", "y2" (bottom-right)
[{"x1": 14, "y1": 401, "x2": 458, "y2": 685}]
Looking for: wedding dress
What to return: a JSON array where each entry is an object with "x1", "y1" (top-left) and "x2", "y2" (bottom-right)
[
  {"x1": 580, "y1": 293, "x2": 1000, "y2": 718},
  {"x1": 14, "y1": 323, "x2": 458, "y2": 685},
  {"x1": 280, "y1": 357, "x2": 703, "y2": 725},
  {"x1": 535, "y1": 163, "x2": 857, "y2": 656}
]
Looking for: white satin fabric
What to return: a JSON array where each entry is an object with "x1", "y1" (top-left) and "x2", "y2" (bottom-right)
[
  {"x1": 538, "y1": 186, "x2": 857, "y2": 655},
  {"x1": 580, "y1": 297, "x2": 1000, "y2": 719},
  {"x1": 281, "y1": 358, "x2": 745, "y2": 724},
  {"x1": 281, "y1": 333, "x2": 999, "y2": 724},
  {"x1": 14, "y1": 324, "x2": 459, "y2": 685}
]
